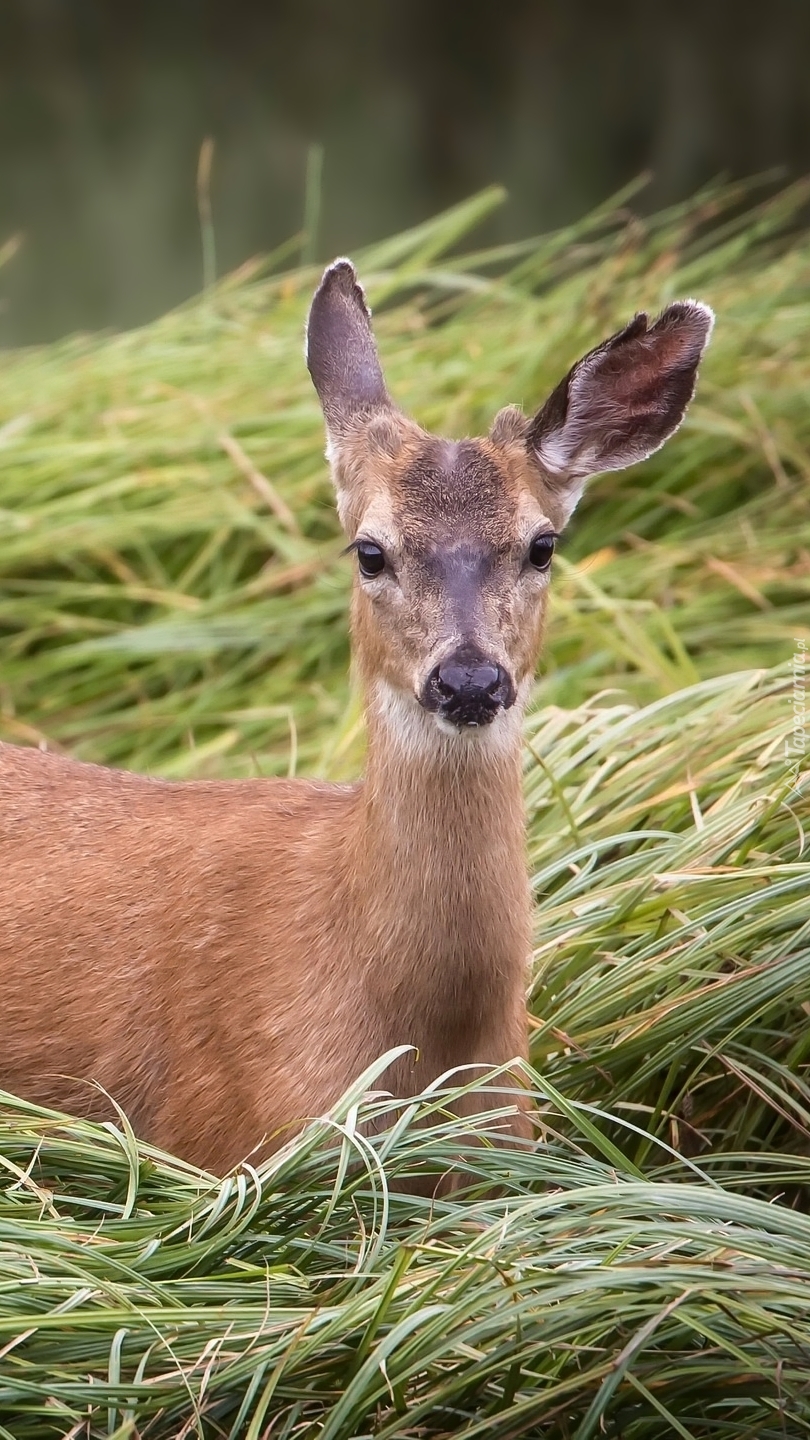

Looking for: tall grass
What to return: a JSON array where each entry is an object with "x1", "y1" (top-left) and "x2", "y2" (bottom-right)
[
  {"x1": 0, "y1": 179, "x2": 808, "y2": 777},
  {"x1": 0, "y1": 183, "x2": 809, "y2": 1435}
]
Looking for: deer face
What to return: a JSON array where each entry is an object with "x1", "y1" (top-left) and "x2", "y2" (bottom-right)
[
  {"x1": 337, "y1": 426, "x2": 560, "y2": 732},
  {"x1": 307, "y1": 261, "x2": 712, "y2": 736}
]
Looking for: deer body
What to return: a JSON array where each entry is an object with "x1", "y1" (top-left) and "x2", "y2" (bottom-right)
[
  {"x1": 0, "y1": 262, "x2": 712, "y2": 1172},
  {"x1": 0, "y1": 699, "x2": 529, "y2": 1171}
]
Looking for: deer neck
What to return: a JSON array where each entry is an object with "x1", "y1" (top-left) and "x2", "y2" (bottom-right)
[{"x1": 351, "y1": 681, "x2": 530, "y2": 1043}]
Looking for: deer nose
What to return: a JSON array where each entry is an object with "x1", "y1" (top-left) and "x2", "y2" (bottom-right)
[
  {"x1": 422, "y1": 650, "x2": 515, "y2": 727},
  {"x1": 437, "y1": 659, "x2": 501, "y2": 698}
]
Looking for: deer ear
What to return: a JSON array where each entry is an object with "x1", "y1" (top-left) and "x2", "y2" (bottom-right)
[
  {"x1": 527, "y1": 300, "x2": 714, "y2": 523},
  {"x1": 306, "y1": 259, "x2": 390, "y2": 440}
]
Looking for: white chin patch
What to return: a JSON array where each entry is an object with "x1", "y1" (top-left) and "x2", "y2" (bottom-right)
[
  {"x1": 372, "y1": 681, "x2": 525, "y2": 759},
  {"x1": 435, "y1": 714, "x2": 466, "y2": 737},
  {"x1": 434, "y1": 713, "x2": 491, "y2": 737}
]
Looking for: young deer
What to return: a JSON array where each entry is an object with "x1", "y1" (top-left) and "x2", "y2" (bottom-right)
[{"x1": 0, "y1": 263, "x2": 712, "y2": 1174}]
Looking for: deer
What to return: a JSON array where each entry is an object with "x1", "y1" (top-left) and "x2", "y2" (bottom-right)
[{"x1": 0, "y1": 261, "x2": 712, "y2": 1178}]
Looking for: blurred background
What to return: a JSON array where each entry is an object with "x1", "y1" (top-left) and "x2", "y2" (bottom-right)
[{"x1": 1, "y1": 0, "x2": 810, "y2": 345}]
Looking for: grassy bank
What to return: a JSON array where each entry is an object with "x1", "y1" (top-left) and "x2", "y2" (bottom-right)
[{"x1": 0, "y1": 184, "x2": 808, "y2": 1435}]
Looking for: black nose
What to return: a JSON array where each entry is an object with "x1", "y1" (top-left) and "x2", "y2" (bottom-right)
[
  {"x1": 437, "y1": 659, "x2": 501, "y2": 699},
  {"x1": 422, "y1": 649, "x2": 515, "y2": 727}
]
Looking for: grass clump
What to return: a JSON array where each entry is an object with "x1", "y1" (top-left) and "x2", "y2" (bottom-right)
[
  {"x1": 5, "y1": 1072, "x2": 810, "y2": 1438},
  {"x1": 0, "y1": 183, "x2": 809, "y2": 1435}
]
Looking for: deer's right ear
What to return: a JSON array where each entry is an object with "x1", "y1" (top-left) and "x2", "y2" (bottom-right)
[{"x1": 306, "y1": 260, "x2": 390, "y2": 444}]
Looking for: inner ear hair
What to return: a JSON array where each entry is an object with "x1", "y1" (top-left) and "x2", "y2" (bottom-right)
[{"x1": 527, "y1": 299, "x2": 714, "y2": 488}]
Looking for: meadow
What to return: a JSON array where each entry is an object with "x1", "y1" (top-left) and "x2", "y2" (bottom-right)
[{"x1": 0, "y1": 180, "x2": 808, "y2": 1436}]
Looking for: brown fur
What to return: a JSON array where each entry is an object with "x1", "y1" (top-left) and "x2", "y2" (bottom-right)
[
  {"x1": 0, "y1": 262, "x2": 712, "y2": 1175},
  {"x1": 0, "y1": 685, "x2": 532, "y2": 1172}
]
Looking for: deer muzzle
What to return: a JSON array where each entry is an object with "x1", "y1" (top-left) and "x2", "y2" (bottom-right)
[{"x1": 420, "y1": 646, "x2": 516, "y2": 728}]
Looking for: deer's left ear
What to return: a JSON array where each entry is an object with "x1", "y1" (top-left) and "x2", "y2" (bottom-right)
[{"x1": 527, "y1": 300, "x2": 714, "y2": 523}]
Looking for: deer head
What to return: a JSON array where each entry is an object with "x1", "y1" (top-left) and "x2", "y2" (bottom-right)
[{"x1": 307, "y1": 260, "x2": 712, "y2": 740}]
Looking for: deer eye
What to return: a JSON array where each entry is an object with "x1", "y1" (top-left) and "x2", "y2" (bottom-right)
[
  {"x1": 356, "y1": 541, "x2": 386, "y2": 578},
  {"x1": 528, "y1": 534, "x2": 556, "y2": 571}
]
